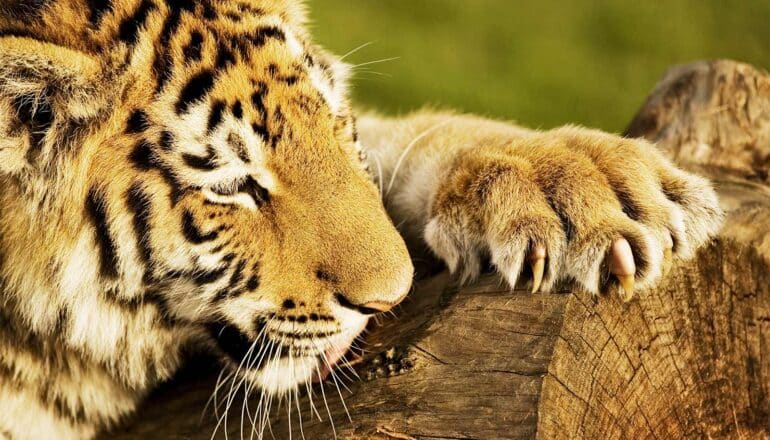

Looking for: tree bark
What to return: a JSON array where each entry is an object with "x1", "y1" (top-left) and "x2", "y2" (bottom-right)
[{"x1": 109, "y1": 60, "x2": 770, "y2": 440}]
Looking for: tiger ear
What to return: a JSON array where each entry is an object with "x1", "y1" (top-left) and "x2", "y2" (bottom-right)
[{"x1": 0, "y1": 36, "x2": 111, "y2": 175}]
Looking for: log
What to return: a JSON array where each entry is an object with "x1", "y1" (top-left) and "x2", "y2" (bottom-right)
[{"x1": 108, "y1": 60, "x2": 770, "y2": 439}]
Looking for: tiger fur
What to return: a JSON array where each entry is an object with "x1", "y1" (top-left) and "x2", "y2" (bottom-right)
[{"x1": 0, "y1": 1, "x2": 722, "y2": 439}]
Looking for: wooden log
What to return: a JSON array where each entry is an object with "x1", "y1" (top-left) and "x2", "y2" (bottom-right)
[{"x1": 108, "y1": 60, "x2": 770, "y2": 439}]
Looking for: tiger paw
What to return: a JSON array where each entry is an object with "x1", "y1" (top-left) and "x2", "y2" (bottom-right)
[{"x1": 423, "y1": 126, "x2": 723, "y2": 300}]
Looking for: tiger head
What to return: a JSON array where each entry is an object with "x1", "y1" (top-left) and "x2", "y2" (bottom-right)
[{"x1": 0, "y1": 0, "x2": 412, "y2": 395}]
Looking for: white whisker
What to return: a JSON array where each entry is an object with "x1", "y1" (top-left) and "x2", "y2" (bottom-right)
[
  {"x1": 338, "y1": 41, "x2": 375, "y2": 61},
  {"x1": 349, "y1": 56, "x2": 399, "y2": 68},
  {"x1": 313, "y1": 360, "x2": 337, "y2": 439},
  {"x1": 385, "y1": 118, "x2": 455, "y2": 196},
  {"x1": 303, "y1": 372, "x2": 323, "y2": 422},
  {"x1": 294, "y1": 385, "x2": 306, "y2": 440},
  {"x1": 314, "y1": 340, "x2": 353, "y2": 423}
]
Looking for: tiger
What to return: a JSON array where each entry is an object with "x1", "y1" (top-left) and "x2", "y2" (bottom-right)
[{"x1": 0, "y1": 0, "x2": 723, "y2": 439}]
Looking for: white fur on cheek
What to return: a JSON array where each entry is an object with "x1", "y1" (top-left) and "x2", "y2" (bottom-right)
[
  {"x1": 308, "y1": 62, "x2": 348, "y2": 115},
  {"x1": 60, "y1": 232, "x2": 126, "y2": 360},
  {"x1": 283, "y1": 29, "x2": 304, "y2": 58}
]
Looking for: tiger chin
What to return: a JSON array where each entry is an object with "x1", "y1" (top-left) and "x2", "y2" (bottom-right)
[{"x1": 0, "y1": 0, "x2": 722, "y2": 439}]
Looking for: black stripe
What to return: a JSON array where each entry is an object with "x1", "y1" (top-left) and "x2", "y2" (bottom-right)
[
  {"x1": 159, "y1": 130, "x2": 174, "y2": 150},
  {"x1": 181, "y1": 145, "x2": 218, "y2": 170},
  {"x1": 129, "y1": 140, "x2": 185, "y2": 204},
  {"x1": 163, "y1": 0, "x2": 196, "y2": 13},
  {"x1": 230, "y1": 36, "x2": 251, "y2": 60},
  {"x1": 250, "y1": 85, "x2": 267, "y2": 116},
  {"x1": 153, "y1": 49, "x2": 174, "y2": 94},
  {"x1": 118, "y1": 0, "x2": 156, "y2": 44},
  {"x1": 181, "y1": 210, "x2": 218, "y2": 243},
  {"x1": 229, "y1": 260, "x2": 246, "y2": 286},
  {"x1": 202, "y1": 1, "x2": 217, "y2": 19},
  {"x1": 86, "y1": 0, "x2": 113, "y2": 26},
  {"x1": 215, "y1": 42, "x2": 236, "y2": 69},
  {"x1": 251, "y1": 123, "x2": 268, "y2": 140},
  {"x1": 192, "y1": 266, "x2": 227, "y2": 285},
  {"x1": 126, "y1": 183, "x2": 154, "y2": 281},
  {"x1": 126, "y1": 110, "x2": 149, "y2": 133},
  {"x1": 207, "y1": 100, "x2": 226, "y2": 133},
  {"x1": 129, "y1": 139, "x2": 155, "y2": 170},
  {"x1": 182, "y1": 30, "x2": 204, "y2": 62},
  {"x1": 85, "y1": 188, "x2": 120, "y2": 278},
  {"x1": 231, "y1": 100, "x2": 243, "y2": 119},
  {"x1": 277, "y1": 74, "x2": 299, "y2": 86},
  {"x1": 176, "y1": 70, "x2": 215, "y2": 114},
  {"x1": 251, "y1": 26, "x2": 285, "y2": 47},
  {"x1": 213, "y1": 288, "x2": 231, "y2": 302},
  {"x1": 268, "y1": 107, "x2": 284, "y2": 149},
  {"x1": 243, "y1": 176, "x2": 270, "y2": 206},
  {"x1": 153, "y1": 2, "x2": 190, "y2": 93},
  {"x1": 246, "y1": 274, "x2": 259, "y2": 291}
]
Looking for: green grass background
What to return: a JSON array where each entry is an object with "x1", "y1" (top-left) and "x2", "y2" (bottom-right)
[{"x1": 309, "y1": 0, "x2": 770, "y2": 133}]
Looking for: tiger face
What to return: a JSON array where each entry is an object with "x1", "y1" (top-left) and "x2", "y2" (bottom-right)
[
  {"x1": 40, "y1": 1, "x2": 413, "y2": 395},
  {"x1": 157, "y1": 16, "x2": 406, "y2": 395}
]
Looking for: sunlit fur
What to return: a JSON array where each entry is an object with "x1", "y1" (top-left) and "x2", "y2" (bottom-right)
[{"x1": 0, "y1": 1, "x2": 723, "y2": 439}]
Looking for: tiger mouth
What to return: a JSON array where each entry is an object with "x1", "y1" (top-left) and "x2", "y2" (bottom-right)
[{"x1": 206, "y1": 320, "x2": 366, "y2": 379}]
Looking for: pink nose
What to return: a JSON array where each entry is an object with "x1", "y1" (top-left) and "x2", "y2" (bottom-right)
[{"x1": 360, "y1": 287, "x2": 409, "y2": 313}]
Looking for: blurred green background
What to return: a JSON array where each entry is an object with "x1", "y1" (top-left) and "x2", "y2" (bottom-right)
[{"x1": 310, "y1": 0, "x2": 770, "y2": 133}]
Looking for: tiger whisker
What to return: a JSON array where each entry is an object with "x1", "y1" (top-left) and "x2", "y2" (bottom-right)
[
  {"x1": 385, "y1": 118, "x2": 455, "y2": 196},
  {"x1": 212, "y1": 327, "x2": 270, "y2": 440},
  {"x1": 303, "y1": 373, "x2": 323, "y2": 422},
  {"x1": 203, "y1": 369, "x2": 233, "y2": 422},
  {"x1": 294, "y1": 384, "x2": 306, "y2": 440},
  {"x1": 251, "y1": 341, "x2": 277, "y2": 440},
  {"x1": 349, "y1": 56, "x2": 399, "y2": 68},
  {"x1": 313, "y1": 339, "x2": 353, "y2": 423},
  {"x1": 338, "y1": 41, "x2": 375, "y2": 61},
  {"x1": 313, "y1": 358, "x2": 337, "y2": 439},
  {"x1": 338, "y1": 353, "x2": 361, "y2": 380}
]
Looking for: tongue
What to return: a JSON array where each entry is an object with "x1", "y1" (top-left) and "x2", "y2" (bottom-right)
[
  {"x1": 314, "y1": 318, "x2": 369, "y2": 382},
  {"x1": 316, "y1": 344, "x2": 349, "y2": 382}
]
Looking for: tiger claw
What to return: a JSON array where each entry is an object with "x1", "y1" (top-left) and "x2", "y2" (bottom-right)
[
  {"x1": 617, "y1": 274, "x2": 635, "y2": 301},
  {"x1": 528, "y1": 244, "x2": 547, "y2": 293},
  {"x1": 531, "y1": 257, "x2": 545, "y2": 293},
  {"x1": 610, "y1": 238, "x2": 636, "y2": 301}
]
